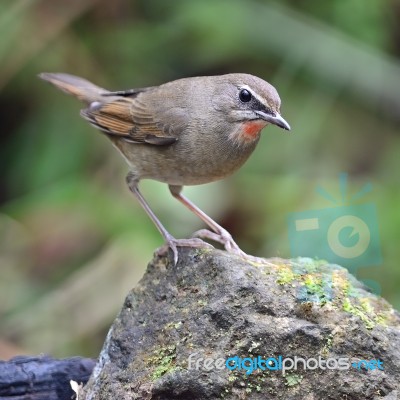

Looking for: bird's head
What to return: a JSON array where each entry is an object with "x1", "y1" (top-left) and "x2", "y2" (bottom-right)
[{"x1": 212, "y1": 73, "x2": 290, "y2": 145}]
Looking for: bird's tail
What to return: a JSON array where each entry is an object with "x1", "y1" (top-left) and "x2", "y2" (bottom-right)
[{"x1": 38, "y1": 72, "x2": 107, "y2": 104}]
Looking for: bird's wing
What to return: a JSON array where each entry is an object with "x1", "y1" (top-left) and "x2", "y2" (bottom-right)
[
  {"x1": 81, "y1": 93, "x2": 179, "y2": 146},
  {"x1": 102, "y1": 87, "x2": 157, "y2": 97}
]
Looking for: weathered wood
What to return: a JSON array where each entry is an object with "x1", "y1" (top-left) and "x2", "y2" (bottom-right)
[{"x1": 0, "y1": 355, "x2": 95, "y2": 400}]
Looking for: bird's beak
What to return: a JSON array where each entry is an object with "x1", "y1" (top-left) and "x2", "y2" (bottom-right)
[{"x1": 256, "y1": 111, "x2": 291, "y2": 131}]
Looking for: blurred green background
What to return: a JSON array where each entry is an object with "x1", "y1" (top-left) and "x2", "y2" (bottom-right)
[{"x1": 0, "y1": 0, "x2": 399, "y2": 359}]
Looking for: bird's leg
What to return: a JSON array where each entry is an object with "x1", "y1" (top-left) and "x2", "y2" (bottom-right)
[
  {"x1": 169, "y1": 185, "x2": 247, "y2": 258},
  {"x1": 126, "y1": 173, "x2": 212, "y2": 265}
]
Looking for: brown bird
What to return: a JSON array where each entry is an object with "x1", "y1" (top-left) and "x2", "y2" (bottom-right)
[{"x1": 39, "y1": 72, "x2": 290, "y2": 264}]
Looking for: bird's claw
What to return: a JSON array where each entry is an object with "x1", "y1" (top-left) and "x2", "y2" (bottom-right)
[
  {"x1": 156, "y1": 235, "x2": 214, "y2": 265},
  {"x1": 192, "y1": 229, "x2": 275, "y2": 266},
  {"x1": 192, "y1": 228, "x2": 247, "y2": 258}
]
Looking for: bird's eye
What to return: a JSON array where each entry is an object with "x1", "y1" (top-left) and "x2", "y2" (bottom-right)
[{"x1": 239, "y1": 89, "x2": 252, "y2": 102}]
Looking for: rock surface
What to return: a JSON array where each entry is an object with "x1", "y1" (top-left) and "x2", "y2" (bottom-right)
[{"x1": 83, "y1": 248, "x2": 400, "y2": 399}]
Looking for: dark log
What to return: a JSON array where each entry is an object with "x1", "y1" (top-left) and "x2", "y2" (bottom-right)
[{"x1": 0, "y1": 355, "x2": 95, "y2": 400}]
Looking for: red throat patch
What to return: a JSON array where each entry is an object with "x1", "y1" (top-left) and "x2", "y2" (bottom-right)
[{"x1": 241, "y1": 121, "x2": 266, "y2": 140}]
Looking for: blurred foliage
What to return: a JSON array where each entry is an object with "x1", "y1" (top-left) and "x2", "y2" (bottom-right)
[{"x1": 0, "y1": 0, "x2": 399, "y2": 358}]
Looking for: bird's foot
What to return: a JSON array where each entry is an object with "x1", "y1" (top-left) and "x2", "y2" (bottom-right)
[
  {"x1": 192, "y1": 229, "x2": 275, "y2": 266},
  {"x1": 156, "y1": 235, "x2": 214, "y2": 265},
  {"x1": 192, "y1": 228, "x2": 247, "y2": 257}
]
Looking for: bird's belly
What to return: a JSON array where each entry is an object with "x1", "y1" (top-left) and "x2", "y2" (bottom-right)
[
  {"x1": 113, "y1": 136, "x2": 258, "y2": 186},
  {"x1": 139, "y1": 153, "x2": 242, "y2": 186},
  {"x1": 148, "y1": 165, "x2": 233, "y2": 186}
]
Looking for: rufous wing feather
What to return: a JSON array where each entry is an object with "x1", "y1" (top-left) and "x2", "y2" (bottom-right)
[{"x1": 82, "y1": 97, "x2": 178, "y2": 146}]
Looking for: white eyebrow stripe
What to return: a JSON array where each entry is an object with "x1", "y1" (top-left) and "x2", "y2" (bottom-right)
[{"x1": 239, "y1": 84, "x2": 268, "y2": 108}]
